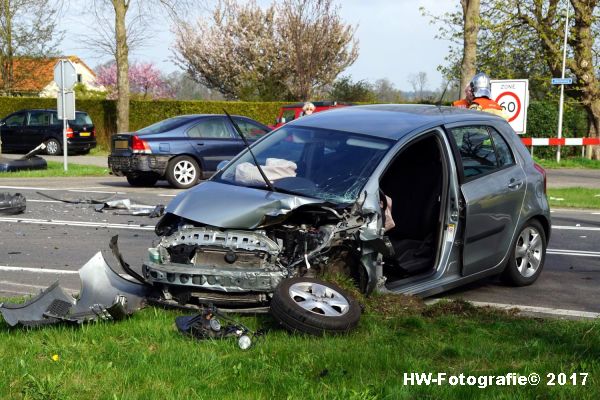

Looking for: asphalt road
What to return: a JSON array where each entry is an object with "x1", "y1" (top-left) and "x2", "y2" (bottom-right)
[{"x1": 0, "y1": 176, "x2": 599, "y2": 315}]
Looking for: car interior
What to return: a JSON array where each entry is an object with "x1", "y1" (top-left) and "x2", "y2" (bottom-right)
[{"x1": 379, "y1": 134, "x2": 447, "y2": 283}]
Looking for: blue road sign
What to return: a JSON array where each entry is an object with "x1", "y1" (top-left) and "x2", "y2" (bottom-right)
[{"x1": 551, "y1": 77, "x2": 573, "y2": 85}]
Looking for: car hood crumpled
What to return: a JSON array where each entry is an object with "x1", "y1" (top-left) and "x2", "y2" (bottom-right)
[{"x1": 166, "y1": 181, "x2": 322, "y2": 229}]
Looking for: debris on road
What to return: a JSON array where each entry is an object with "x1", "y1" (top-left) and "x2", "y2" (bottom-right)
[
  {"x1": 94, "y1": 199, "x2": 165, "y2": 218},
  {"x1": 0, "y1": 251, "x2": 150, "y2": 327},
  {"x1": 0, "y1": 193, "x2": 26, "y2": 214}
]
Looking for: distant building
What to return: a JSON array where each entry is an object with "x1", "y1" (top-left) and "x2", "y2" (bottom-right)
[{"x1": 1, "y1": 56, "x2": 103, "y2": 97}]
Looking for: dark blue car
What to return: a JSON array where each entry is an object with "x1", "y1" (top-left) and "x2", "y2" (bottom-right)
[{"x1": 108, "y1": 114, "x2": 271, "y2": 188}]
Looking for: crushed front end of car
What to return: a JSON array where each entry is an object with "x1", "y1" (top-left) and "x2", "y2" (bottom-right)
[{"x1": 141, "y1": 181, "x2": 375, "y2": 310}]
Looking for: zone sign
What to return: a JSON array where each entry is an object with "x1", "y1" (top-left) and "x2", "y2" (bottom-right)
[{"x1": 490, "y1": 79, "x2": 529, "y2": 134}]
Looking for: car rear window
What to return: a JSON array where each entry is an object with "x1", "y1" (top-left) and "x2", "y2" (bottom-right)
[
  {"x1": 50, "y1": 111, "x2": 93, "y2": 126},
  {"x1": 137, "y1": 116, "x2": 194, "y2": 135}
]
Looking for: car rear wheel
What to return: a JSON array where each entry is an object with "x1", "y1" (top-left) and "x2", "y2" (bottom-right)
[
  {"x1": 502, "y1": 219, "x2": 546, "y2": 286},
  {"x1": 126, "y1": 173, "x2": 159, "y2": 187},
  {"x1": 166, "y1": 156, "x2": 201, "y2": 189},
  {"x1": 45, "y1": 139, "x2": 61, "y2": 155},
  {"x1": 270, "y1": 277, "x2": 361, "y2": 336}
]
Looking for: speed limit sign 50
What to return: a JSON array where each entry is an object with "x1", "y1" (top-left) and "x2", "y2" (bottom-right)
[{"x1": 491, "y1": 79, "x2": 529, "y2": 134}]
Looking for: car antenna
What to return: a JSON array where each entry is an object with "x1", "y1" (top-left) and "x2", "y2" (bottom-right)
[
  {"x1": 223, "y1": 109, "x2": 276, "y2": 192},
  {"x1": 435, "y1": 81, "x2": 450, "y2": 108}
]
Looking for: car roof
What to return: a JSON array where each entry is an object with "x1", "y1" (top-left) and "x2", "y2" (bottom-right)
[
  {"x1": 12, "y1": 109, "x2": 89, "y2": 114},
  {"x1": 287, "y1": 104, "x2": 506, "y2": 140},
  {"x1": 282, "y1": 101, "x2": 353, "y2": 108}
]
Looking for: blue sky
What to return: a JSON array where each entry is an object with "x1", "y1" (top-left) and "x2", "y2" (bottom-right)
[{"x1": 59, "y1": 0, "x2": 456, "y2": 91}]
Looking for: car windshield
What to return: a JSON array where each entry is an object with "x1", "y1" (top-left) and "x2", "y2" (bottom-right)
[
  {"x1": 69, "y1": 112, "x2": 92, "y2": 126},
  {"x1": 213, "y1": 126, "x2": 392, "y2": 204},
  {"x1": 137, "y1": 116, "x2": 194, "y2": 135}
]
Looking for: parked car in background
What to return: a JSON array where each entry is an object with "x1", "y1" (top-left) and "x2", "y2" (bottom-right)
[
  {"x1": 272, "y1": 101, "x2": 353, "y2": 128},
  {"x1": 0, "y1": 109, "x2": 96, "y2": 155},
  {"x1": 108, "y1": 114, "x2": 271, "y2": 189},
  {"x1": 144, "y1": 105, "x2": 550, "y2": 334}
]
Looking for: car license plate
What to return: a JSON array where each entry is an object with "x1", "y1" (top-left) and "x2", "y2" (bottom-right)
[
  {"x1": 80, "y1": 132, "x2": 91, "y2": 137},
  {"x1": 114, "y1": 140, "x2": 129, "y2": 149}
]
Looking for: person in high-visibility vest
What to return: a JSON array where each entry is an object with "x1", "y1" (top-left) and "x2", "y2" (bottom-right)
[{"x1": 453, "y1": 73, "x2": 509, "y2": 120}]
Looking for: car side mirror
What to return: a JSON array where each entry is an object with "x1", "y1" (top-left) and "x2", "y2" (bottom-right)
[
  {"x1": 0, "y1": 121, "x2": 5, "y2": 126},
  {"x1": 217, "y1": 160, "x2": 229, "y2": 171}
]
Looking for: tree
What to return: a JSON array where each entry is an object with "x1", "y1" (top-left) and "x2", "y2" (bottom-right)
[
  {"x1": 0, "y1": 0, "x2": 63, "y2": 94},
  {"x1": 408, "y1": 72, "x2": 428, "y2": 101},
  {"x1": 327, "y1": 75, "x2": 374, "y2": 102},
  {"x1": 96, "y1": 62, "x2": 174, "y2": 99},
  {"x1": 164, "y1": 71, "x2": 225, "y2": 100},
  {"x1": 372, "y1": 78, "x2": 404, "y2": 103},
  {"x1": 86, "y1": 0, "x2": 192, "y2": 133},
  {"x1": 459, "y1": 0, "x2": 480, "y2": 92},
  {"x1": 173, "y1": 0, "x2": 358, "y2": 101}
]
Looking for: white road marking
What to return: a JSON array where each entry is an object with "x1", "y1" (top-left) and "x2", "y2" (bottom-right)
[
  {"x1": 27, "y1": 199, "x2": 63, "y2": 204},
  {"x1": 552, "y1": 225, "x2": 600, "y2": 232},
  {"x1": 547, "y1": 248, "x2": 600, "y2": 258},
  {"x1": 0, "y1": 217, "x2": 155, "y2": 231},
  {"x1": 0, "y1": 185, "x2": 124, "y2": 195},
  {"x1": 158, "y1": 194, "x2": 176, "y2": 197},
  {"x1": 0, "y1": 265, "x2": 78, "y2": 274},
  {"x1": 427, "y1": 299, "x2": 599, "y2": 320},
  {"x1": 0, "y1": 279, "x2": 79, "y2": 296}
]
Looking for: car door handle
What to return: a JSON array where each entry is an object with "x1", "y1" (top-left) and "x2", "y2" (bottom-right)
[
  {"x1": 196, "y1": 143, "x2": 205, "y2": 146},
  {"x1": 508, "y1": 180, "x2": 523, "y2": 189}
]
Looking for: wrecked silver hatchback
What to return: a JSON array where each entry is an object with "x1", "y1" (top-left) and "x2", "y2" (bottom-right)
[{"x1": 142, "y1": 106, "x2": 551, "y2": 333}]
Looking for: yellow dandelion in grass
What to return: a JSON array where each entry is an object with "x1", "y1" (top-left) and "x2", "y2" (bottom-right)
[{"x1": 51, "y1": 354, "x2": 59, "y2": 362}]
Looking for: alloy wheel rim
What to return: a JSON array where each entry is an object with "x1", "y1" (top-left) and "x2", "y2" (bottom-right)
[
  {"x1": 173, "y1": 160, "x2": 196, "y2": 185},
  {"x1": 514, "y1": 227, "x2": 543, "y2": 278},
  {"x1": 47, "y1": 141, "x2": 58, "y2": 154},
  {"x1": 288, "y1": 282, "x2": 350, "y2": 316}
]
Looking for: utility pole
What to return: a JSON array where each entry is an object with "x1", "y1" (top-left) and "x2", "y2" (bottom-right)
[{"x1": 556, "y1": 3, "x2": 569, "y2": 163}]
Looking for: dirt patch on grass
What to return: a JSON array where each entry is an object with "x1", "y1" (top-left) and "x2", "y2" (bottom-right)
[
  {"x1": 423, "y1": 299, "x2": 519, "y2": 319},
  {"x1": 364, "y1": 293, "x2": 425, "y2": 318}
]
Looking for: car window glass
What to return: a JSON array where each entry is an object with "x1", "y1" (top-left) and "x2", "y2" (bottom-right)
[
  {"x1": 69, "y1": 112, "x2": 93, "y2": 126},
  {"x1": 137, "y1": 116, "x2": 193, "y2": 135},
  {"x1": 232, "y1": 118, "x2": 268, "y2": 139},
  {"x1": 489, "y1": 128, "x2": 514, "y2": 168},
  {"x1": 4, "y1": 113, "x2": 25, "y2": 127},
  {"x1": 451, "y1": 126, "x2": 498, "y2": 178},
  {"x1": 282, "y1": 109, "x2": 296, "y2": 122},
  {"x1": 188, "y1": 118, "x2": 232, "y2": 139},
  {"x1": 28, "y1": 111, "x2": 51, "y2": 126},
  {"x1": 50, "y1": 112, "x2": 61, "y2": 125}
]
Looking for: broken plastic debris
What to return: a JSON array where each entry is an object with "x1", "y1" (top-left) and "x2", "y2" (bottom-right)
[
  {"x1": 94, "y1": 199, "x2": 165, "y2": 218},
  {"x1": 0, "y1": 252, "x2": 150, "y2": 327},
  {"x1": 0, "y1": 193, "x2": 26, "y2": 214}
]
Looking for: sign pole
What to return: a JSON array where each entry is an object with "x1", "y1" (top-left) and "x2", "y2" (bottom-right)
[
  {"x1": 556, "y1": 4, "x2": 569, "y2": 163},
  {"x1": 61, "y1": 60, "x2": 68, "y2": 172}
]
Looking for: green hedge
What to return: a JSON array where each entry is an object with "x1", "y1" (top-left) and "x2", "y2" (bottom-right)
[
  {"x1": 523, "y1": 100, "x2": 589, "y2": 159},
  {"x1": 0, "y1": 97, "x2": 590, "y2": 156}
]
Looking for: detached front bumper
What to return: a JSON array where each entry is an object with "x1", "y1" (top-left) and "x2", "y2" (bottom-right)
[{"x1": 108, "y1": 154, "x2": 170, "y2": 176}]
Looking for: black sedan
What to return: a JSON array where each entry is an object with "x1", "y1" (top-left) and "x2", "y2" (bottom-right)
[{"x1": 108, "y1": 114, "x2": 271, "y2": 188}]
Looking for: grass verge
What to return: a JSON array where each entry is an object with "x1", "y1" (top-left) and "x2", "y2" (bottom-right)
[
  {"x1": 548, "y1": 187, "x2": 600, "y2": 209},
  {"x1": 0, "y1": 297, "x2": 598, "y2": 399},
  {"x1": 0, "y1": 161, "x2": 108, "y2": 178},
  {"x1": 535, "y1": 157, "x2": 600, "y2": 169}
]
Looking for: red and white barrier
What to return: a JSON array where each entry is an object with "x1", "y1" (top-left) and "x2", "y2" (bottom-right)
[{"x1": 521, "y1": 137, "x2": 600, "y2": 146}]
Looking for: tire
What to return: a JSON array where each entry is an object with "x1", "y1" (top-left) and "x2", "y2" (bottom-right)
[
  {"x1": 45, "y1": 139, "x2": 61, "y2": 155},
  {"x1": 502, "y1": 219, "x2": 547, "y2": 286},
  {"x1": 270, "y1": 277, "x2": 361, "y2": 336},
  {"x1": 166, "y1": 156, "x2": 201, "y2": 189},
  {"x1": 126, "y1": 173, "x2": 159, "y2": 187}
]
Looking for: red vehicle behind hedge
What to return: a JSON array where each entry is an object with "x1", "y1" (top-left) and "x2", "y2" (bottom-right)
[{"x1": 272, "y1": 101, "x2": 353, "y2": 128}]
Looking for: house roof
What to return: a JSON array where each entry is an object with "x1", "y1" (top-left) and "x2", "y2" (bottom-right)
[{"x1": 2, "y1": 56, "x2": 96, "y2": 93}]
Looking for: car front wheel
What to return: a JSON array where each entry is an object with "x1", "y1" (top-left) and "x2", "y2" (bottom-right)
[
  {"x1": 270, "y1": 277, "x2": 361, "y2": 336},
  {"x1": 502, "y1": 219, "x2": 547, "y2": 286},
  {"x1": 45, "y1": 139, "x2": 61, "y2": 155},
  {"x1": 166, "y1": 156, "x2": 201, "y2": 189}
]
